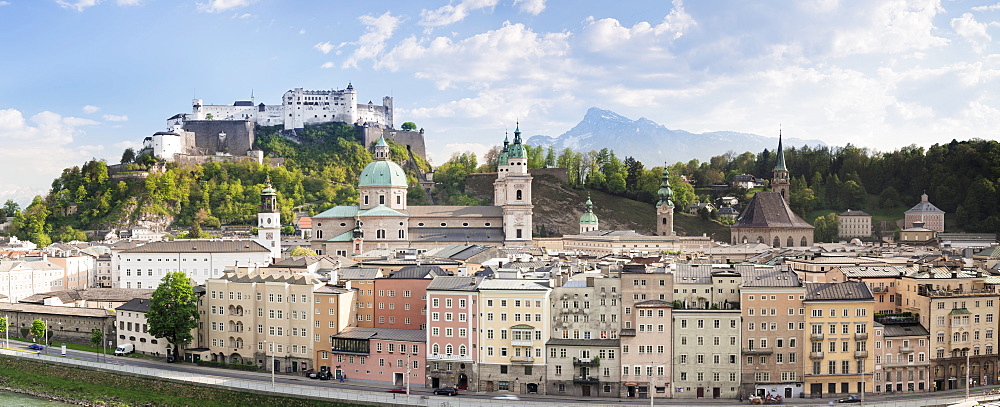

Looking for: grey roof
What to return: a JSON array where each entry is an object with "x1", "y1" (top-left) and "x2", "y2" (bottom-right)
[
  {"x1": 332, "y1": 326, "x2": 426, "y2": 342},
  {"x1": 390, "y1": 266, "x2": 451, "y2": 279},
  {"x1": 634, "y1": 299, "x2": 672, "y2": 307},
  {"x1": 839, "y1": 266, "x2": 908, "y2": 278},
  {"x1": 409, "y1": 227, "x2": 505, "y2": 243},
  {"x1": 882, "y1": 323, "x2": 930, "y2": 338},
  {"x1": 906, "y1": 200, "x2": 944, "y2": 214},
  {"x1": 718, "y1": 207, "x2": 739, "y2": 215},
  {"x1": 338, "y1": 268, "x2": 383, "y2": 280},
  {"x1": 561, "y1": 280, "x2": 587, "y2": 288},
  {"x1": 733, "y1": 191, "x2": 814, "y2": 229},
  {"x1": 0, "y1": 303, "x2": 115, "y2": 317},
  {"x1": 221, "y1": 271, "x2": 323, "y2": 285},
  {"x1": 741, "y1": 267, "x2": 801, "y2": 287},
  {"x1": 116, "y1": 297, "x2": 152, "y2": 313},
  {"x1": 425, "y1": 245, "x2": 492, "y2": 261},
  {"x1": 19, "y1": 288, "x2": 154, "y2": 305},
  {"x1": 426, "y1": 276, "x2": 483, "y2": 291},
  {"x1": 478, "y1": 279, "x2": 550, "y2": 291},
  {"x1": 406, "y1": 206, "x2": 503, "y2": 218},
  {"x1": 578, "y1": 230, "x2": 646, "y2": 237},
  {"x1": 121, "y1": 240, "x2": 270, "y2": 253},
  {"x1": 840, "y1": 209, "x2": 871, "y2": 217},
  {"x1": 674, "y1": 264, "x2": 714, "y2": 284},
  {"x1": 546, "y1": 338, "x2": 620, "y2": 347},
  {"x1": 502, "y1": 261, "x2": 556, "y2": 270},
  {"x1": 313, "y1": 285, "x2": 352, "y2": 294},
  {"x1": 804, "y1": 281, "x2": 873, "y2": 301},
  {"x1": 273, "y1": 256, "x2": 341, "y2": 269}
]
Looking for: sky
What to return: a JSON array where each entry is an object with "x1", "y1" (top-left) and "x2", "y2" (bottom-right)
[{"x1": 0, "y1": 0, "x2": 998, "y2": 205}]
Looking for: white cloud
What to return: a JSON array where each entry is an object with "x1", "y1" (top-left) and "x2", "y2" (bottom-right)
[
  {"x1": 419, "y1": 0, "x2": 499, "y2": 27},
  {"x1": 320, "y1": 62, "x2": 335, "y2": 69},
  {"x1": 513, "y1": 0, "x2": 545, "y2": 15},
  {"x1": 376, "y1": 23, "x2": 572, "y2": 89},
  {"x1": 82, "y1": 105, "x2": 100, "y2": 114},
  {"x1": 56, "y1": 0, "x2": 100, "y2": 12},
  {"x1": 102, "y1": 114, "x2": 128, "y2": 122},
  {"x1": 829, "y1": 0, "x2": 948, "y2": 57},
  {"x1": 951, "y1": 13, "x2": 992, "y2": 52},
  {"x1": 314, "y1": 41, "x2": 334, "y2": 54},
  {"x1": 299, "y1": 29, "x2": 306, "y2": 35},
  {"x1": 197, "y1": 0, "x2": 252, "y2": 13},
  {"x1": 0, "y1": 109, "x2": 100, "y2": 203},
  {"x1": 580, "y1": 0, "x2": 696, "y2": 53},
  {"x1": 116, "y1": 0, "x2": 141, "y2": 5},
  {"x1": 0, "y1": 1, "x2": 11, "y2": 5},
  {"x1": 342, "y1": 11, "x2": 401, "y2": 69},
  {"x1": 971, "y1": 3, "x2": 1000, "y2": 11}
]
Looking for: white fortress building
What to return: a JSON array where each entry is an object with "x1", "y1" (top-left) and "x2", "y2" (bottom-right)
[{"x1": 169, "y1": 84, "x2": 393, "y2": 130}]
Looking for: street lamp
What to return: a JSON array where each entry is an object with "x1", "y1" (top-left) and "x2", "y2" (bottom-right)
[
  {"x1": 405, "y1": 353, "x2": 411, "y2": 396},
  {"x1": 263, "y1": 340, "x2": 274, "y2": 389},
  {"x1": 964, "y1": 347, "x2": 972, "y2": 401}
]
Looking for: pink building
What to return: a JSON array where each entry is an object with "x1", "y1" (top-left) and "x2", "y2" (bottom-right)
[
  {"x1": 330, "y1": 327, "x2": 426, "y2": 387},
  {"x1": 426, "y1": 276, "x2": 482, "y2": 391},
  {"x1": 904, "y1": 194, "x2": 945, "y2": 232},
  {"x1": 373, "y1": 266, "x2": 446, "y2": 329}
]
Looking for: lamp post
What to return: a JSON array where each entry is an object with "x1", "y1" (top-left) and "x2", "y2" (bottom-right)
[
  {"x1": 405, "y1": 353, "x2": 411, "y2": 397},
  {"x1": 965, "y1": 347, "x2": 972, "y2": 401},
  {"x1": 263, "y1": 340, "x2": 275, "y2": 389}
]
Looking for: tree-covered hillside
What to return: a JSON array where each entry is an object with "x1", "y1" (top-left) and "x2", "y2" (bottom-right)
[{"x1": 7, "y1": 123, "x2": 431, "y2": 245}]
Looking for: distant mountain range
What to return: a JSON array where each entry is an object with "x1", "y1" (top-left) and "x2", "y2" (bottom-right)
[{"x1": 526, "y1": 107, "x2": 825, "y2": 165}]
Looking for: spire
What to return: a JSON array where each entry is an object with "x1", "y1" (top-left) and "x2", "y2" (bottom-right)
[
  {"x1": 656, "y1": 164, "x2": 674, "y2": 206},
  {"x1": 373, "y1": 135, "x2": 391, "y2": 161},
  {"x1": 513, "y1": 121, "x2": 522, "y2": 144},
  {"x1": 774, "y1": 129, "x2": 787, "y2": 172}
]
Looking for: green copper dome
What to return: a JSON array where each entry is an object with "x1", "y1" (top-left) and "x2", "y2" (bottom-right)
[
  {"x1": 579, "y1": 196, "x2": 598, "y2": 224},
  {"x1": 359, "y1": 160, "x2": 407, "y2": 187},
  {"x1": 656, "y1": 166, "x2": 674, "y2": 206},
  {"x1": 506, "y1": 124, "x2": 526, "y2": 159},
  {"x1": 498, "y1": 133, "x2": 510, "y2": 167},
  {"x1": 261, "y1": 176, "x2": 277, "y2": 195}
]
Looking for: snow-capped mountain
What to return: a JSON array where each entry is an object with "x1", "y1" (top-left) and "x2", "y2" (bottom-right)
[{"x1": 526, "y1": 107, "x2": 825, "y2": 165}]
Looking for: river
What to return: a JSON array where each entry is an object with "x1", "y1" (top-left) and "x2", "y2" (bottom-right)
[{"x1": 0, "y1": 391, "x2": 73, "y2": 406}]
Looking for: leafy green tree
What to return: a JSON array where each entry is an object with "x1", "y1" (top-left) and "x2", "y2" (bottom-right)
[
  {"x1": 544, "y1": 147, "x2": 556, "y2": 168},
  {"x1": 90, "y1": 328, "x2": 103, "y2": 347},
  {"x1": 30, "y1": 319, "x2": 45, "y2": 342},
  {"x1": 0, "y1": 316, "x2": 7, "y2": 335},
  {"x1": 147, "y1": 272, "x2": 199, "y2": 362},
  {"x1": 288, "y1": 246, "x2": 318, "y2": 256},
  {"x1": 813, "y1": 213, "x2": 839, "y2": 243},
  {"x1": 2, "y1": 200, "x2": 19, "y2": 217},
  {"x1": 120, "y1": 148, "x2": 136, "y2": 164},
  {"x1": 401, "y1": 121, "x2": 417, "y2": 130},
  {"x1": 205, "y1": 113, "x2": 214, "y2": 120},
  {"x1": 13, "y1": 196, "x2": 51, "y2": 247}
]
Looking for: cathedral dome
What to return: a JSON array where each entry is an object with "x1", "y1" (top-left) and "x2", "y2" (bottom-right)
[
  {"x1": 359, "y1": 160, "x2": 408, "y2": 187},
  {"x1": 579, "y1": 196, "x2": 598, "y2": 224}
]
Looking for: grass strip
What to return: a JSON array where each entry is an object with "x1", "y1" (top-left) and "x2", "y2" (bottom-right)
[{"x1": 0, "y1": 356, "x2": 364, "y2": 407}]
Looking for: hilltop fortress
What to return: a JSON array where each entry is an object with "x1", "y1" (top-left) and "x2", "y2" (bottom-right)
[{"x1": 143, "y1": 84, "x2": 426, "y2": 164}]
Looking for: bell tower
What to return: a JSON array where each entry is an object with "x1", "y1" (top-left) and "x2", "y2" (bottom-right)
[
  {"x1": 494, "y1": 124, "x2": 533, "y2": 244},
  {"x1": 772, "y1": 130, "x2": 790, "y2": 203},
  {"x1": 656, "y1": 165, "x2": 675, "y2": 236},
  {"x1": 257, "y1": 177, "x2": 281, "y2": 259}
]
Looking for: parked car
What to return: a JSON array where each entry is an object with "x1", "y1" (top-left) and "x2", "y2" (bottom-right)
[
  {"x1": 27, "y1": 344, "x2": 44, "y2": 351},
  {"x1": 317, "y1": 371, "x2": 332, "y2": 380},
  {"x1": 492, "y1": 394, "x2": 520, "y2": 400},
  {"x1": 385, "y1": 387, "x2": 407, "y2": 394},
  {"x1": 433, "y1": 387, "x2": 459, "y2": 396},
  {"x1": 114, "y1": 343, "x2": 134, "y2": 356},
  {"x1": 305, "y1": 370, "x2": 318, "y2": 379},
  {"x1": 838, "y1": 395, "x2": 862, "y2": 403}
]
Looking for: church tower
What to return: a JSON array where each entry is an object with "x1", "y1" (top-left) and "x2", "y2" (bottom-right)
[
  {"x1": 494, "y1": 124, "x2": 533, "y2": 244},
  {"x1": 772, "y1": 131, "x2": 790, "y2": 203},
  {"x1": 257, "y1": 177, "x2": 281, "y2": 259},
  {"x1": 656, "y1": 166, "x2": 675, "y2": 236},
  {"x1": 579, "y1": 195, "x2": 599, "y2": 234}
]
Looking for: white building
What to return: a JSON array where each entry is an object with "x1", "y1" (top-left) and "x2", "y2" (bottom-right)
[
  {"x1": 0, "y1": 259, "x2": 70, "y2": 303},
  {"x1": 172, "y1": 84, "x2": 392, "y2": 130},
  {"x1": 115, "y1": 240, "x2": 272, "y2": 289},
  {"x1": 116, "y1": 297, "x2": 171, "y2": 356}
]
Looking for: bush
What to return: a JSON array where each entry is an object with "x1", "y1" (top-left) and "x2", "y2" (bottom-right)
[{"x1": 195, "y1": 360, "x2": 259, "y2": 372}]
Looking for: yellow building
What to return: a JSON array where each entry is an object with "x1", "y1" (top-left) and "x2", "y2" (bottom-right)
[
  {"x1": 476, "y1": 279, "x2": 551, "y2": 395},
  {"x1": 804, "y1": 281, "x2": 875, "y2": 398}
]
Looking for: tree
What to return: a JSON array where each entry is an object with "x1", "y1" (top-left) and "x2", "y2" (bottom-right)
[
  {"x1": 2, "y1": 200, "x2": 19, "y2": 217},
  {"x1": 30, "y1": 319, "x2": 46, "y2": 342},
  {"x1": 205, "y1": 113, "x2": 214, "y2": 120},
  {"x1": 288, "y1": 246, "x2": 318, "y2": 256},
  {"x1": 401, "y1": 121, "x2": 417, "y2": 130},
  {"x1": 0, "y1": 316, "x2": 7, "y2": 336},
  {"x1": 147, "y1": 272, "x2": 199, "y2": 362},
  {"x1": 813, "y1": 213, "x2": 839, "y2": 243},
  {"x1": 90, "y1": 328, "x2": 103, "y2": 348},
  {"x1": 120, "y1": 148, "x2": 136, "y2": 164}
]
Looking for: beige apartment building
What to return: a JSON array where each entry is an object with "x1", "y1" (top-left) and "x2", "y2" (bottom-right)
[
  {"x1": 872, "y1": 317, "x2": 931, "y2": 393},
  {"x1": 897, "y1": 269, "x2": 1000, "y2": 390},
  {"x1": 202, "y1": 271, "x2": 324, "y2": 373},
  {"x1": 803, "y1": 281, "x2": 875, "y2": 398},
  {"x1": 838, "y1": 210, "x2": 872, "y2": 239},
  {"x1": 620, "y1": 268, "x2": 673, "y2": 399},
  {"x1": 312, "y1": 284, "x2": 356, "y2": 378},
  {"x1": 740, "y1": 267, "x2": 806, "y2": 399},
  {"x1": 546, "y1": 275, "x2": 621, "y2": 398},
  {"x1": 477, "y1": 279, "x2": 551, "y2": 395},
  {"x1": 673, "y1": 308, "x2": 742, "y2": 399}
]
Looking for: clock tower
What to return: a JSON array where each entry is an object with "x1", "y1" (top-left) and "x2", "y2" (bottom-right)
[{"x1": 257, "y1": 177, "x2": 281, "y2": 259}]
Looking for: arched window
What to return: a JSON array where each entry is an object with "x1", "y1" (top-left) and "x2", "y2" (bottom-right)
[
  {"x1": 787, "y1": 237, "x2": 794, "y2": 247},
  {"x1": 445, "y1": 344, "x2": 454, "y2": 355},
  {"x1": 773, "y1": 237, "x2": 781, "y2": 248},
  {"x1": 432, "y1": 344, "x2": 440, "y2": 354},
  {"x1": 516, "y1": 190, "x2": 523, "y2": 200},
  {"x1": 459, "y1": 345, "x2": 467, "y2": 356},
  {"x1": 757, "y1": 236, "x2": 764, "y2": 244},
  {"x1": 742, "y1": 236, "x2": 748, "y2": 244},
  {"x1": 954, "y1": 332, "x2": 961, "y2": 342},
  {"x1": 963, "y1": 332, "x2": 969, "y2": 341},
  {"x1": 801, "y1": 237, "x2": 807, "y2": 246}
]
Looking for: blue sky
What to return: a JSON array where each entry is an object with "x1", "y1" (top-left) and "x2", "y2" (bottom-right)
[{"x1": 1, "y1": 0, "x2": 998, "y2": 205}]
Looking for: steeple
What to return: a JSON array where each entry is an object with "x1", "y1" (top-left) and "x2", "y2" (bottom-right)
[
  {"x1": 772, "y1": 129, "x2": 790, "y2": 203},
  {"x1": 656, "y1": 165, "x2": 674, "y2": 207},
  {"x1": 656, "y1": 164, "x2": 675, "y2": 237},
  {"x1": 373, "y1": 135, "x2": 391, "y2": 161},
  {"x1": 774, "y1": 129, "x2": 787, "y2": 172}
]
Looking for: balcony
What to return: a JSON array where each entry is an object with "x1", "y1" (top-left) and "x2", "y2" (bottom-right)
[
  {"x1": 810, "y1": 333, "x2": 825, "y2": 341},
  {"x1": 809, "y1": 352, "x2": 825, "y2": 359},
  {"x1": 573, "y1": 357, "x2": 600, "y2": 367},
  {"x1": 743, "y1": 348, "x2": 773, "y2": 355},
  {"x1": 899, "y1": 346, "x2": 914, "y2": 353},
  {"x1": 854, "y1": 351, "x2": 868, "y2": 358},
  {"x1": 871, "y1": 286, "x2": 889, "y2": 293},
  {"x1": 511, "y1": 339, "x2": 533, "y2": 347},
  {"x1": 573, "y1": 376, "x2": 600, "y2": 384},
  {"x1": 919, "y1": 287, "x2": 997, "y2": 298},
  {"x1": 510, "y1": 356, "x2": 534, "y2": 364},
  {"x1": 855, "y1": 332, "x2": 868, "y2": 340},
  {"x1": 427, "y1": 353, "x2": 469, "y2": 361}
]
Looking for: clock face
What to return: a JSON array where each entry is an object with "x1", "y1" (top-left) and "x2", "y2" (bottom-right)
[{"x1": 265, "y1": 232, "x2": 273, "y2": 240}]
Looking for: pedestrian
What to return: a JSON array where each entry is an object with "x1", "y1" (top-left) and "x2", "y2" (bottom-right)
[{"x1": 738, "y1": 393, "x2": 743, "y2": 402}]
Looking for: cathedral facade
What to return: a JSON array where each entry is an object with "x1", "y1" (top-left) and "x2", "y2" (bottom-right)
[{"x1": 308, "y1": 128, "x2": 533, "y2": 256}]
